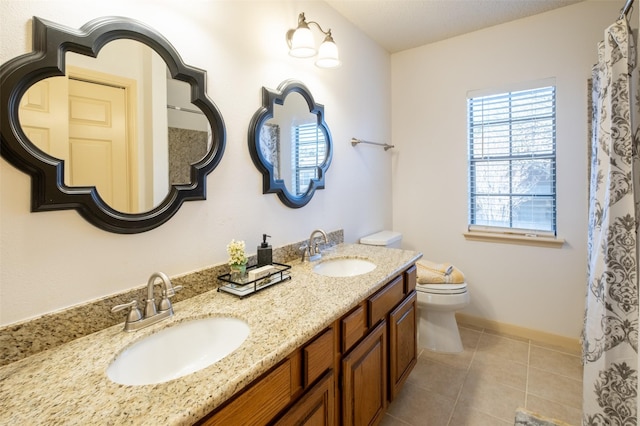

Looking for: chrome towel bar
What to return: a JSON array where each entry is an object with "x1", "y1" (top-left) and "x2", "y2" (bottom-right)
[{"x1": 351, "y1": 137, "x2": 394, "y2": 151}]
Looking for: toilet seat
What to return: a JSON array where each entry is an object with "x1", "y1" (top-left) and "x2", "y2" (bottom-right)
[{"x1": 416, "y1": 282, "x2": 467, "y2": 295}]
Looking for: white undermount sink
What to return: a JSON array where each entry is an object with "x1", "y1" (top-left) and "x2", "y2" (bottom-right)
[
  {"x1": 107, "y1": 316, "x2": 249, "y2": 386},
  {"x1": 313, "y1": 258, "x2": 376, "y2": 277}
]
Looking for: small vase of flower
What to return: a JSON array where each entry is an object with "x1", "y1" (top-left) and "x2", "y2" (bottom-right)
[{"x1": 227, "y1": 239, "x2": 248, "y2": 282}]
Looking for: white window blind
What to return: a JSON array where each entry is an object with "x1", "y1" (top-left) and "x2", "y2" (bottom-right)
[
  {"x1": 467, "y1": 85, "x2": 556, "y2": 234},
  {"x1": 292, "y1": 123, "x2": 326, "y2": 195}
]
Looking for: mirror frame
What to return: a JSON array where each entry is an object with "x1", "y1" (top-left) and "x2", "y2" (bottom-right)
[
  {"x1": 248, "y1": 80, "x2": 332, "y2": 208},
  {"x1": 0, "y1": 16, "x2": 226, "y2": 233}
]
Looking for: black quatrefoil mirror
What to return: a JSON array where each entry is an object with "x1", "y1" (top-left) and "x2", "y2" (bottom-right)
[
  {"x1": 248, "y1": 80, "x2": 332, "y2": 208},
  {"x1": 0, "y1": 16, "x2": 226, "y2": 233}
]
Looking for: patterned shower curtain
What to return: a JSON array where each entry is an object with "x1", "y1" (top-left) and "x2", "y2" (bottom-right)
[{"x1": 583, "y1": 17, "x2": 639, "y2": 426}]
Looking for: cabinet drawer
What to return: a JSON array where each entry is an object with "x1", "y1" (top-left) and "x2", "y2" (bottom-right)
[
  {"x1": 341, "y1": 304, "x2": 367, "y2": 353},
  {"x1": 404, "y1": 265, "x2": 417, "y2": 294},
  {"x1": 303, "y1": 327, "x2": 334, "y2": 387},
  {"x1": 368, "y1": 275, "x2": 404, "y2": 327},
  {"x1": 200, "y1": 358, "x2": 293, "y2": 425}
]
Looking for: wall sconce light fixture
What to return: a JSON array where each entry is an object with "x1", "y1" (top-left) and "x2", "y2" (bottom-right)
[{"x1": 286, "y1": 12, "x2": 341, "y2": 69}]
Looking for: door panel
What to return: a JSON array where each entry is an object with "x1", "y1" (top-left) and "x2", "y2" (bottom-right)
[
  {"x1": 18, "y1": 77, "x2": 69, "y2": 161},
  {"x1": 68, "y1": 79, "x2": 129, "y2": 211}
]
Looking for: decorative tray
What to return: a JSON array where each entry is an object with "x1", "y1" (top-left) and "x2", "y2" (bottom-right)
[{"x1": 217, "y1": 262, "x2": 292, "y2": 298}]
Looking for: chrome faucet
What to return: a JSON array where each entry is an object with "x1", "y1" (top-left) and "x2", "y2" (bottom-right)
[
  {"x1": 301, "y1": 229, "x2": 329, "y2": 262},
  {"x1": 144, "y1": 272, "x2": 180, "y2": 317},
  {"x1": 111, "y1": 272, "x2": 183, "y2": 332}
]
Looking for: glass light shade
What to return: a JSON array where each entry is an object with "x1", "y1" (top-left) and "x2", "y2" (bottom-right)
[
  {"x1": 315, "y1": 39, "x2": 341, "y2": 69},
  {"x1": 289, "y1": 27, "x2": 316, "y2": 58}
]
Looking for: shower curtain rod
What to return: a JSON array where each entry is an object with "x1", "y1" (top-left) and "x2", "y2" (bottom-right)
[{"x1": 619, "y1": 0, "x2": 634, "y2": 19}]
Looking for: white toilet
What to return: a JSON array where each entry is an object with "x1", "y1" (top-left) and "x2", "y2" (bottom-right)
[
  {"x1": 359, "y1": 230, "x2": 470, "y2": 354},
  {"x1": 416, "y1": 281, "x2": 469, "y2": 353}
]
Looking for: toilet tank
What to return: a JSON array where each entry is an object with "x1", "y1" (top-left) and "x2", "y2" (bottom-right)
[{"x1": 360, "y1": 230, "x2": 403, "y2": 249}]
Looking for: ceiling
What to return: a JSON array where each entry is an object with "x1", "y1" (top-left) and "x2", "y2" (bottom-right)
[{"x1": 324, "y1": 0, "x2": 586, "y2": 53}]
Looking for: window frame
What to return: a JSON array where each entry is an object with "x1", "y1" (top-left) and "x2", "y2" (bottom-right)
[
  {"x1": 465, "y1": 80, "x2": 561, "y2": 246},
  {"x1": 291, "y1": 122, "x2": 327, "y2": 195}
]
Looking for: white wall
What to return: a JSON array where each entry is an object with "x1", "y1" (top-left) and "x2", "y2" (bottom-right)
[
  {"x1": 0, "y1": 0, "x2": 392, "y2": 325},
  {"x1": 391, "y1": 0, "x2": 626, "y2": 339}
]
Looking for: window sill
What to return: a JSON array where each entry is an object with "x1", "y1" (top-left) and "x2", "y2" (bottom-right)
[{"x1": 463, "y1": 231, "x2": 565, "y2": 248}]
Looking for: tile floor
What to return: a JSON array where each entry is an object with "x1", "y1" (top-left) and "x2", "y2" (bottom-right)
[{"x1": 381, "y1": 325, "x2": 583, "y2": 426}]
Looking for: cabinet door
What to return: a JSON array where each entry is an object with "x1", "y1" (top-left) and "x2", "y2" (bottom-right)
[
  {"x1": 275, "y1": 371, "x2": 335, "y2": 426},
  {"x1": 342, "y1": 321, "x2": 387, "y2": 426},
  {"x1": 389, "y1": 291, "x2": 417, "y2": 401}
]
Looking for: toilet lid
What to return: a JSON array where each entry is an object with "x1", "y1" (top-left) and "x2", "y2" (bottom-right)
[
  {"x1": 416, "y1": 282, "x2": 467, "y2": 294},
  {"x1": 360, "y1": 230, "x2": 402, "y2": 246}
]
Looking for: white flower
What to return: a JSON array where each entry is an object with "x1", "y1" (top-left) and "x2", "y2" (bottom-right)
[{"x1": 227, "y1": 239, "x2": 248, "y2": 266}]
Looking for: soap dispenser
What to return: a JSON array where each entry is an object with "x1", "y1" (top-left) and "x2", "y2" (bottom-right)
[{"x1": 257, "y1": 234, "x2": 272, "y2": 267}]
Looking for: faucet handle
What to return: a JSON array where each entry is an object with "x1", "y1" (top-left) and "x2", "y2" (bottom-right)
[
  {"x1": 158, "y1": 286, "x2": 182, "y2": 313},
  {"x1": 111, "y1": 300, "x2": 143, "y2": 323},
  {"x1": 166, "y1": 284, "x2": 183, "y2": 298}
]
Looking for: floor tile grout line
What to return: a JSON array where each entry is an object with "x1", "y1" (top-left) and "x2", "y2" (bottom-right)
[
  {"x1": 528, "y1": 344, "x2": 583, "y2": 382},
  {"x1": 529, "y1": 343, "x2": 582, "y2": 358},
  {"x1": 527, "y1": 365, "x2": 584, "y2": 383},
  {"x1": 383, "y1": 412, "x2": 413, "y2": 426},
  {"x1": 445, "y1": 326, "x2": 483, "y2": 426},
  {"x1": 426, "y1": 326, "x2": 583, "y2": 425}
]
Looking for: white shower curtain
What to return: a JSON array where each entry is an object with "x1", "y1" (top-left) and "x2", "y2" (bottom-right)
[{"x1": 583, "y1": 17, "x2": 639, "y2": 426}]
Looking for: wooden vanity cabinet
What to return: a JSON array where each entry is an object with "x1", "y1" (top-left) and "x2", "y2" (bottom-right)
[
  {"x1": 404, "y1": 265, "x2": 417, "y2": 294},
  {"x1": 389, "y1": 265, "x2": 417, "y2": 401},
  {"x1": 339, "y1": 264, "x2": 418, "y2": 425},
  {"x1": 389, "y1": 291, "x2": 417, "y2": 401},
  {"x1": 197, "y1": 355, "x2": 296, "y2": 425},
  {"x1": 197, "y1": 327, "x2": 335, "y2": 426},
  {"x1": 303, "y1": 327, "x2": 334, "y2": 387},
  {"x1": 368, "y1": 275, "x2": 404, "y2": 326},
  {"x1": 341, "y1": 321, "x2": 388, "y2": 426},
  {"x1": 197, "y1": 264, "x2": 417, "y2": 426},
  {"x1": 275, "y1": 370, "x2": 335, "y2": 426}
]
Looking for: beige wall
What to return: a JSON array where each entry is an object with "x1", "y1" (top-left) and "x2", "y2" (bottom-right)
[
  {"x1": 391, "y1": 0, "x2": 631, "y2": 338},
  {"x1": 0, "y1": 0, "x2": 392, "y2": 325}
]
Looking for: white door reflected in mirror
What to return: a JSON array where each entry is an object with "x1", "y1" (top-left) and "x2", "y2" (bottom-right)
[{"x1": 18, "y1": 39, "x2": 211, "y2": 214}]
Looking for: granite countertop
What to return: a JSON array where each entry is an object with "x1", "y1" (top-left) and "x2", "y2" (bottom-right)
[{"x1": 0, "y1": 244, "x2": 421, "y2": 425}]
